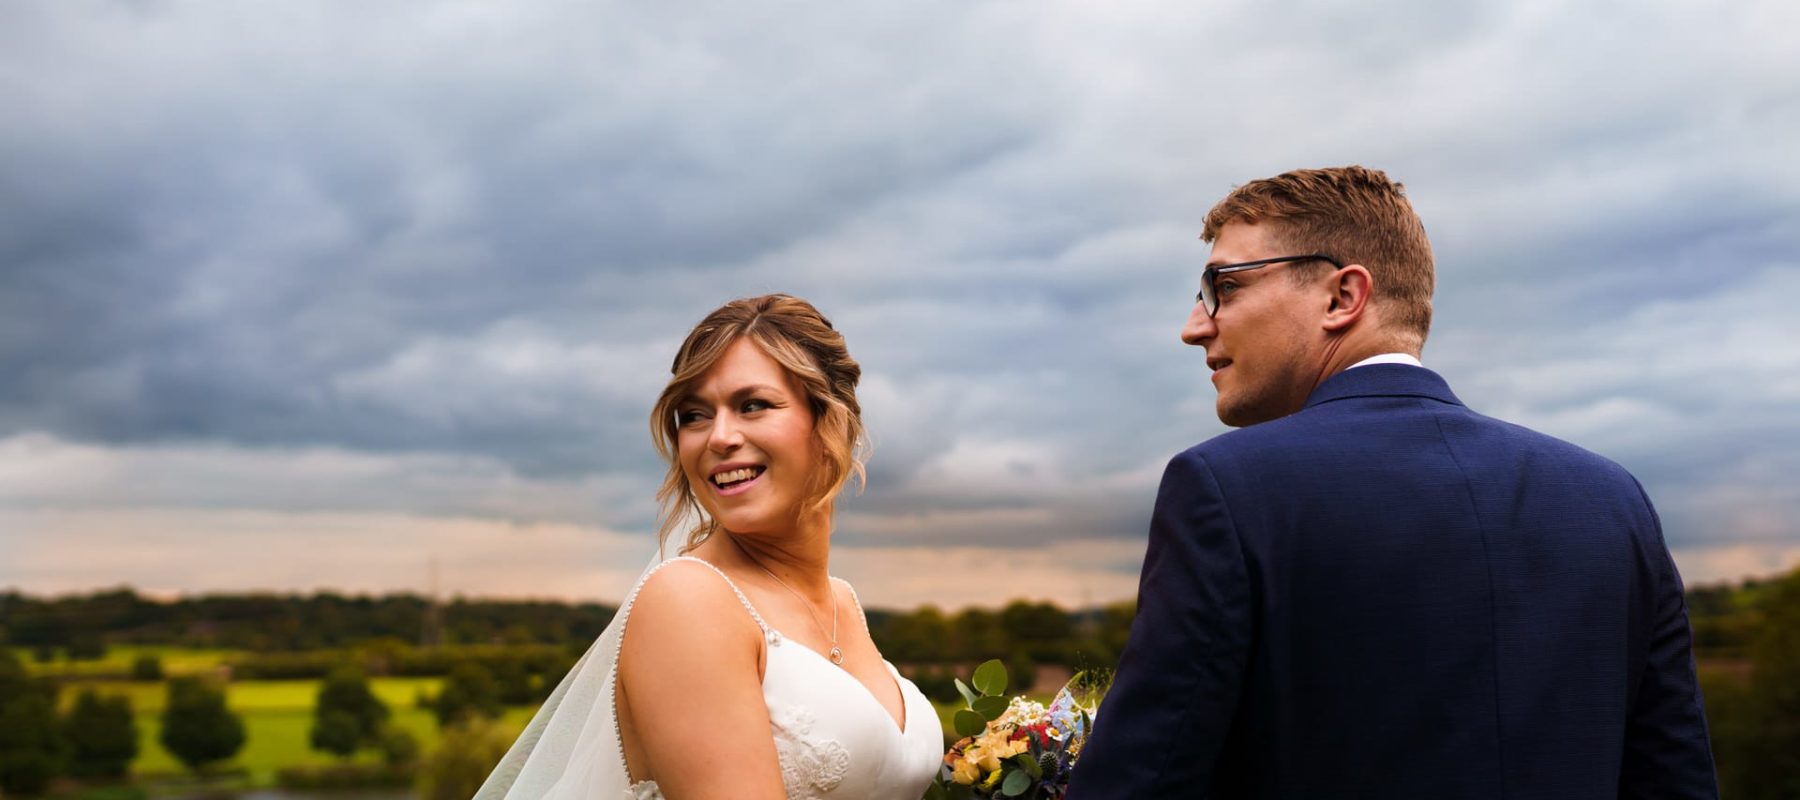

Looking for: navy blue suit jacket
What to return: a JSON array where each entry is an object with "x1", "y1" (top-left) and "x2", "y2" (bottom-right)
[{"x1": 1068, "y1": 365, "x2": 1716, "y2": 798}]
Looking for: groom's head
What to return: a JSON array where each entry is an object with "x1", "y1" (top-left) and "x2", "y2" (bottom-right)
[{"x1": 1182, "y1": 166, "x2": 1435, "y2": 427}]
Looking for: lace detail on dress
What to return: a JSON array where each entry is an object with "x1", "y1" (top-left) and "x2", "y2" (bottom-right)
[
  {"x1": 623, "y1": 780, "x2": 662, "y2": 800},
  {"x1": 769, "y1": 702, "x2": 851, "y2": 799}
]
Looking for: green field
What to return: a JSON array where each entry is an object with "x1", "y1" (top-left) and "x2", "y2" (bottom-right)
[{"x1": 57, "y1": 674, "x2": 534, "y2": 786}]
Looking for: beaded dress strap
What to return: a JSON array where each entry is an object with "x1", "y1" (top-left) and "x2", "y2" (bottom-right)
[
  {"x1": 660, "y1": 555, "x2": 774, "y2": 637},
  {"x1": 833, "y1": 576, "x2": 870, "y2": 633}
]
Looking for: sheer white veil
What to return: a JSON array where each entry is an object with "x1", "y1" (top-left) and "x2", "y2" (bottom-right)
[{"x1": 475, "y1": 545, "x2": 669, "y2": 799}]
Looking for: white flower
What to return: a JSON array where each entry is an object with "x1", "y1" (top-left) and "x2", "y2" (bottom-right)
[{"x1": 1008, "y1": 696, "x2": 1048, "y2": 726}]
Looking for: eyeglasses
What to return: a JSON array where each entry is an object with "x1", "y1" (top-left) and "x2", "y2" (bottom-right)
[{"x1": 1194, "y1": 253, "x2": 1342, "y2": 317}]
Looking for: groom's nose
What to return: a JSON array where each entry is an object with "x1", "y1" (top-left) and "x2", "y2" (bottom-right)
[{"x1": 1182, "y1": 302, "x2": 1216, "y2": 347}]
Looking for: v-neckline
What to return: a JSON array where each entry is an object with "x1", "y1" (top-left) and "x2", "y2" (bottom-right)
[{"x1": 769, "y1": 626, "x2": 912, "y2": 735}]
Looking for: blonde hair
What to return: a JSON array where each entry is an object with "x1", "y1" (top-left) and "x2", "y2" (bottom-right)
[
  {"x1": 1201, "y1": 165, "x2": 1435, "y2": 346},
  {"x1": 649, "y1": 294, "x2": 868, "y2": 552}
]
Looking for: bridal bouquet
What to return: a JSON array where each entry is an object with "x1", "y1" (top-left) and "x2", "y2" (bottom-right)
[{"x1": 924, "y1": 660, "x2": 1105, "y2": 800}]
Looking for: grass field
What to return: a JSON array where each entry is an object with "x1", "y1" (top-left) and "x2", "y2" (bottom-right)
[
  {"x1": 57, "y1": 674, "x2": 533, "y2": 786},
  {"x1": 38, "y1": 647, "x2": 966, "y2": 787}
]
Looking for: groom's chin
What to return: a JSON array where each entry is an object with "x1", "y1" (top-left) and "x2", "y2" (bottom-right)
[{"x1": 1217, "y1": 397, "x2": 1279, "y2": 429}]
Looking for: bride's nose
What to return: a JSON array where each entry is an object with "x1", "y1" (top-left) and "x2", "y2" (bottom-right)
[{"x1": 708, "y1": 413, "x2": 745, "y2": 453}]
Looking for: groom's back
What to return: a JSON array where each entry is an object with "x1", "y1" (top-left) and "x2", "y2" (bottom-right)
[{"x1": 1189, "y1": 368, "x2": 1702, "y2": 798}]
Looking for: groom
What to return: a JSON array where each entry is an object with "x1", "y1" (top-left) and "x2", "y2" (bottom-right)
[{"x1": 1068, "y1": 167, "x2": 1717, "y2": 798}]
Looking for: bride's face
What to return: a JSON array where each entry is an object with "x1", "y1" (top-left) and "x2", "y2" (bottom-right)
[{"x1": 675, "y1": 337, "x2": 822, "y2": 536}]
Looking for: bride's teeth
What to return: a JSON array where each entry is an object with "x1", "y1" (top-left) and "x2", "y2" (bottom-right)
[{"x1": 713, "y1": 467, "x2": 760, "y2": 486}]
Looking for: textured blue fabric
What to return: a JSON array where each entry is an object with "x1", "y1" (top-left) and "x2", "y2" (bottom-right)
[{"x1": 1068, "y1": 365, "x2": 1716, "y2": 799}]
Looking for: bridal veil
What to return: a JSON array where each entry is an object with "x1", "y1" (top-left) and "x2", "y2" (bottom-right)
[{"x1": 474, "y1": 549, "x2": 666, "y2": 800}]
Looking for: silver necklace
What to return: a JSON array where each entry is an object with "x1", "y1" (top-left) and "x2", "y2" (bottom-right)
[{"x1": 734, "y1": 539, "x2": 843, "y2": 666}]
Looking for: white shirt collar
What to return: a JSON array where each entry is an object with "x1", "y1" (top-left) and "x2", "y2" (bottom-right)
[{"x1": 1347, "y1": 352, "x2": 1423, "y2": 370}]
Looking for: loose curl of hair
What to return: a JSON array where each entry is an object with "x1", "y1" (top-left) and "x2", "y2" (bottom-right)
[{"x1": 649, "y1": 294, "x2": 869, "y2": 553}]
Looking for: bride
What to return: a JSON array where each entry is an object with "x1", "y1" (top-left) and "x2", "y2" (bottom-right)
[{"x1": 478, "y1": 294, "x2": 942, "y2": 799}]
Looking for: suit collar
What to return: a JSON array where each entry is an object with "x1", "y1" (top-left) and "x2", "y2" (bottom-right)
[{"x1": 1302, "y1": 363, "x2": 1463, "y2": 410}]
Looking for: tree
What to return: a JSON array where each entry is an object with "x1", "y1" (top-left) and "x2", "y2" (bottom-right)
[
  {"x1": 62, "y1": 689, "x2": 138, "y2": 779},
  {"x1": 159, "y1": 677, "x2": 245, "y2": 774},
  {"x1": 432, "y1": 661, "x2": 502, "y2": 727},
  {"x1": 310, "y1": 665, "x2": 389, "y2": 758},
  {"x1": 1740, "y1": 569, "x2": 1800, "y2": 798},
  {"x1": 131, "y1": 654, "x2": 164, "y2": 681},
  {"x1": 310, "y1": 710, "x2": 364, "y2": 760},
  {"x1": 66, "y1": 635, "x2": 107, "y2": 661},
  {"x1": 0, "y1": 649, "x2": 66, "y2": 796},
  {"x1": 378, "y1": 726, "x2": 421, "y2": 767},
  {"x1": 1706, "y1": 566, "x2": 1800, "y2": 799},
  {"x1": 416, "y1": 717, "x2": 512, "y2": 800},
  {"x1": 490, "y1": 657, "x2": 534, "y2": 705}
]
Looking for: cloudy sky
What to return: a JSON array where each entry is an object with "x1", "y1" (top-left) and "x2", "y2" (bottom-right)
[{"x1": 3, "y1": 0, "x2": 1797, "y2": 609}]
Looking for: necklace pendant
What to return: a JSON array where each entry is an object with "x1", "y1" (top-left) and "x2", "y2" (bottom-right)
[{"x1": 828, "y1": 646, "x2": 845, "y2": 665}]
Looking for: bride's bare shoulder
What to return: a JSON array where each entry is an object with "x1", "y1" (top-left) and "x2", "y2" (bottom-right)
[{"x1": 620, "y1": 559, "x2": 762, "y2": 661}]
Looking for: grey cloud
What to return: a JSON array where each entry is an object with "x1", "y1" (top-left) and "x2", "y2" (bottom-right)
[{"x1": 3, "y1": 0, "x2": 1798, "y2": 584}]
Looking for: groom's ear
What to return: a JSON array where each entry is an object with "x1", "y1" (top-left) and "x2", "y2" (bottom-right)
[{"x1": 1321, "y1": 264, "x2": 1373, "y2": 333}]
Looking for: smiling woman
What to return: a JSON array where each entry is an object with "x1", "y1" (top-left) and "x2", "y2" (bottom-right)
[{"x1": 476, "y1": 295, "x2": 942, "y2": 800}]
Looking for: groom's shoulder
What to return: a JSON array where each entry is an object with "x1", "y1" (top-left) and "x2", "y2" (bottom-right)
[{"x1": 1176, "y1": 397, "x2": 1645, "y2": 493}]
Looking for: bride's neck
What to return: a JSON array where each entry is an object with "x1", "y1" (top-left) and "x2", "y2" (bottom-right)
[{"x1": 708, "y1": 514, "x2": 833, "y2": 595}]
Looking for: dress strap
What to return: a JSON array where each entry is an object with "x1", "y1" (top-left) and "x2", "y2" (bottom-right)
[
  {"x1": 833, "y1": 576, "x2": 870, "y2": 633},
  {"x1": 663, "y1": 556, "x2": 775, "y2": 638}
]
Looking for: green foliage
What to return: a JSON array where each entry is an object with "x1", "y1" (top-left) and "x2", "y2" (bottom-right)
[
  {"x1": 0, "y1": 586, "x2": 613, "y2": 652},
  {"x1": 159, "y1": 676, "x2": 246, "y2": 774},
  {"x1": 310, "y1": 710, "x2": 364, "y2": 760},
  {"x1": 432, "y1": 661, "x2": 503, "y2": 727},
  {"x1": 129, "y1": 654, "x2": 163, "y2": 681},
  {"x1": 907, "y1": 665, "x2": 965, "y2": 704},
  {"x1": 0, "y1": 649, "x2": 67, "y2": 796},
  {"x1": 378, "y1": 725, "x2": 422, "y2": 767},
  {"x1": 416, "y1": 717, "x2": 512, "y2": 800},
  {"x1": 489, "y1": 655, "x2": 535, "y2": 705},
  {"x1": 1004, "y1": 651, "x2": 1037, "y2": 694},
  {"x1": 67, "y1": 635, "x2": 108, "y2": 662},
  {"x1": 1707, "y1": 566, "x2": 1800, "y2": 798},
  {"x1": 972, "y1": 660, "x2": 1008, "y2": 696},
  {"x1": 310, "y1": 664, "x2": 389, "y2": 758},
  {"x1": 62, "y1": 688, "x2": 138, "y2": 778}
]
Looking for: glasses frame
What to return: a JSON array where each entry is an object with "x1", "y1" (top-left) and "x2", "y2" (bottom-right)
[{"x1": 1195, "y1": 253, "x2": 1343, "y2": 317}]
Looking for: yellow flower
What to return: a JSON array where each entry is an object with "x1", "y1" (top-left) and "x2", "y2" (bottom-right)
[
  {"x1": 968, "y1": 735, "x2": 1028, "y2": 773},
  {"x1": 981, "y1": 768, "x2": 1005, "y2": 791},
  {"x1": 951, "y1": 757, "x2": 981, "y2": 785}
]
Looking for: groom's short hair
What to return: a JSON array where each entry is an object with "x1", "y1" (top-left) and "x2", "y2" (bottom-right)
[{"x1": 1201, "y1": 165, "x2": 1435, "y2": 346}]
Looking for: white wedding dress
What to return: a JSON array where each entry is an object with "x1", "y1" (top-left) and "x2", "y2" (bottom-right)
[{"x1": 477, "y1": 554, "x2": 943, "y2": 800}]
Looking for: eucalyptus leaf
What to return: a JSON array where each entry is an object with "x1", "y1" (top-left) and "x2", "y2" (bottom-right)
[
  {"x1": 955, "y1": 677, "x2": 980, "y2": 708},
  {"x1": 973, "y1": 659, "x2": 1008, "y2": 696},
  {"x1": 953, "y1": 708, "x2": 987, "y2": 738},
  {"x1": 1001, "y1": 768, "x2": 1031, "y2": 796},
  {"x1": 924, "y1": 782, "x2": 947, "y2": 800},
  {"x1": 972, "y1": 695, "x2": 1010, "y2": 721},
  {"x1": 1014, "y1": 752, "x2": 1042, "y2": 779}
]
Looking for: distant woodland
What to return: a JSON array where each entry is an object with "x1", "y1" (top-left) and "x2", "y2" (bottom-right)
[{"x1": 4, "y1": 566, "x2": 1799, "y2": 797}]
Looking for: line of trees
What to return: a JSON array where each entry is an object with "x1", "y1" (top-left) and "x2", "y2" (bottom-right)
[
  {"x1": 0, "y1": 650, "x2": 246, "y2": 796},
  {"x1": 0, "y1": 588, "x2": 615, "y2": 653}
]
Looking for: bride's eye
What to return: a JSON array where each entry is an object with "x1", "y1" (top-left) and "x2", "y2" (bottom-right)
[
  {"x1": 741, "y1": 398, "x2": 773, "y2": 414},
  {"x1": 676, "y1": 409, "x2": 707, "y2": 426}
]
